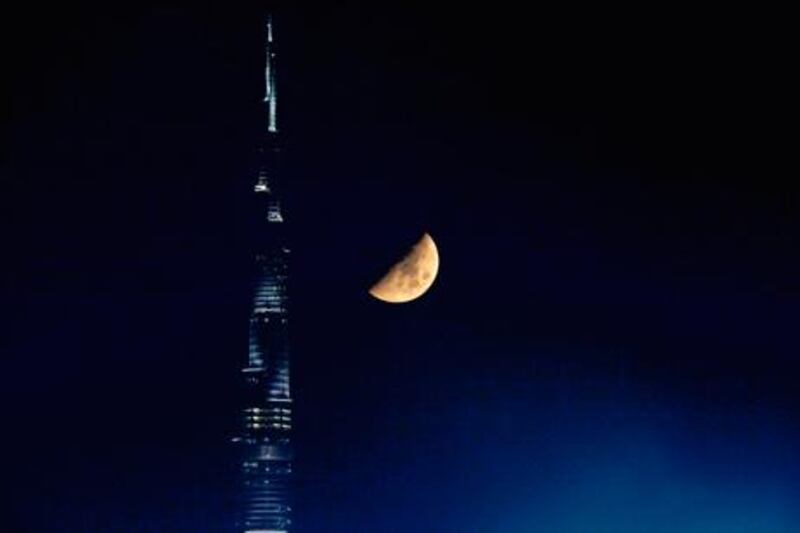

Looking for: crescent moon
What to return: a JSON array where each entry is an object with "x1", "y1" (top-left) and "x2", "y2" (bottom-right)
[{"x1": 369, "y1": 232, "x2": 440, "y2": 303}]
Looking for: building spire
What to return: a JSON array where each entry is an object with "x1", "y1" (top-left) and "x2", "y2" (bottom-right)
[{"x1": 264, "y1": 14, "x2": 278, "y2": 133}]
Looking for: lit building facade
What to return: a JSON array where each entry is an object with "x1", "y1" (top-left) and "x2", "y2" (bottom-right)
[{"x1": 232, "y1": 14, "x2": 293, "y2": 533}]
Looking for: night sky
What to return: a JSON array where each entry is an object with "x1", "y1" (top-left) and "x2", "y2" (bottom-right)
[{"x1": 2, "y1": 4, "x2": 799, "y2": 532}]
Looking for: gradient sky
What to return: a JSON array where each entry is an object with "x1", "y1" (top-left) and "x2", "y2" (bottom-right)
[{"x1": 2, "y1": 4, "x2": 798, "y2": 532}]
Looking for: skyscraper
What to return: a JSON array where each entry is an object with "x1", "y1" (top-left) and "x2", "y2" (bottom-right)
[{"x1": 232, "y1": 14, "x2": 293, "y2": 533}]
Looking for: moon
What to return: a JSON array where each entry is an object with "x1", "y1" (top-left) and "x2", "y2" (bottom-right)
[{"x1": 369, "y1": 232, "x2": 440, "y2": 303}]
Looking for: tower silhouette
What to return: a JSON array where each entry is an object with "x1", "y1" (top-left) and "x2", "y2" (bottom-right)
[{"x1": 233, "y1": 13, "x2": 293, "y2": 533}]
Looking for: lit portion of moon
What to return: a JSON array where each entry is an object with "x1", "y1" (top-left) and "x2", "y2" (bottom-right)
[{"x1": 369, "y1": 233, "x2": 439, "y2": 303}]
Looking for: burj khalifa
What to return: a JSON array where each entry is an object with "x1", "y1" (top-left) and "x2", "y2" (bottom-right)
[{"x1": 232, "y1": 13, "x2": 293, "y2": 533}]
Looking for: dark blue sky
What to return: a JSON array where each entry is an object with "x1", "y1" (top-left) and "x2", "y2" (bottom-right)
[{"x1": 2, "y1": 4, "x2": 798, "y2": 531}]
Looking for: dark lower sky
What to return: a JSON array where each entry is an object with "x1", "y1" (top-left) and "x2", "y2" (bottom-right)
[{"x1": 2, "y1": 3, "x2": 799, "y2": 532}]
